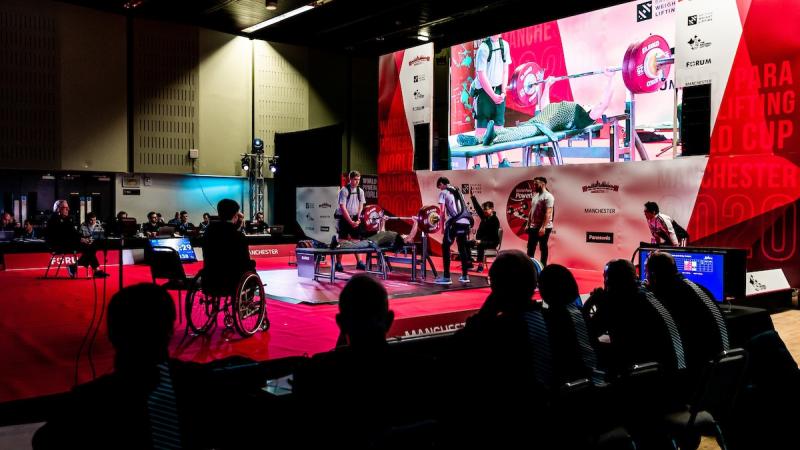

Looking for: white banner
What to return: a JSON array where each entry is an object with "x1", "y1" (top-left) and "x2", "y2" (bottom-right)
[
  {"x1": 675, "y1": 0, "x2": 742, "y2": 129},
  {"x1": 416, "y1": 156, "x2": 708, "y2": 271},
  {"x1": 296, "y1": 186, "x2": 339, "y2": 244},
  {"x1": 400, "y1": 43, "x2": 434, "y2": 163}
]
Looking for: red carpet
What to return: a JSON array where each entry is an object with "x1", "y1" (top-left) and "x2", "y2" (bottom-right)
[{"x1": 0, "y1": 257, "x2": 602, "y2": 403}]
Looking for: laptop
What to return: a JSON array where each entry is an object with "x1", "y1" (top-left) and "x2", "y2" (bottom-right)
[
  {"x1": 0, "y1": 230, "x2": 14, "y2": 242},
  {"x1": 157, "y1": 226, "x2": 176, "y2": 236}
]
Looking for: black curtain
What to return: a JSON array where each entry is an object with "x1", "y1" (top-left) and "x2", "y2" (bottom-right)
[{"x1": 274, "y1": 124, "x2": 344, "y2": 235}]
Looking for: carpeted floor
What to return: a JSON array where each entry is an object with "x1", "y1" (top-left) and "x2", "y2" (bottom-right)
[{"x1": 0, "y1": 256, "x2": 605, "y2": 403}]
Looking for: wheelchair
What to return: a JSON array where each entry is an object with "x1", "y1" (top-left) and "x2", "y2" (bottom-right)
[{"x1": 185, "y1": 269, "x2": 269, "y2": 337}]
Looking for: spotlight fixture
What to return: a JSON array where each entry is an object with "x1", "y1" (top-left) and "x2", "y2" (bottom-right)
[
  {"x1": 268, "y1": 156, "x2": 279, "y2": 174},
  {"x1": 241, "y1": 156, "x2": 250, "y2": 172},
  {"x1": 252, "y1": 138, "x2": 264, "y2": 154},
  {"x1": 266, "y1": 0, "x2": 278, "y2": 10}
]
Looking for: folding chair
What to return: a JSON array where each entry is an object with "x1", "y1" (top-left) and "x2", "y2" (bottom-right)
[
  {"x1": 148, "y1": 246, "x2": 191, "y2": 322},
  {"x1": 663, "y1": 348, "x2": 748, "y2": 450}
]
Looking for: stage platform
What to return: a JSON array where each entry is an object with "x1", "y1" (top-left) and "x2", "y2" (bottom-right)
[{"x1": 0, "y1": 256, "x2": 602, "y2": 404}]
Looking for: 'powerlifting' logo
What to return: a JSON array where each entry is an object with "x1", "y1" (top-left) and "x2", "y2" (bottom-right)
[
  {"x1": 408, "y1": 55, "x2": 431, "y2": 66},
  {"x1": 581, "y1": 180, "x2": 619, "y2": 193},
  {"x1": 318, "y1": 202, "x2": 332, "y2": 208}
]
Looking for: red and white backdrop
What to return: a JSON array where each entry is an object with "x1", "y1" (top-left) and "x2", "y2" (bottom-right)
[
  {"x1": 416, "y1": 158, "x2": 707, "y2": 272},
  {"x1": 379, "y1": 0, "x2": 800, "y2": 285},
  {"x1": 378, "y1": 43, "x2": 433, "y2": 221},
  {"x1": 677, "y1": 0, "x2": 800, "y2": 285}
]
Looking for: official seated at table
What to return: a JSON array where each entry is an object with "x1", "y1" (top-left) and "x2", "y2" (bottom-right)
[
  {"x1": 141, "y1": 211, "x2": 160, "y2": 237},
  {"x1": 175, "y1": 211, "x2": 195, "y2": 236},
  {"x1": 167, "y1": 212, "x2": 180, "y2": 226},
  {"x1": 46, "y1": 200, "x2": 108, "y2": 278},
  {"x1": 198, "y1": 213, "x2": 211, "y2": 233},
  {"x1": 245, "y1": 211, "x2": 267, "y2": 235},
  {"x1": 79, "y1": 212, "x2": 105, "y2": 242},
  {"x1": 19, "y1": 219, "x2": 38, "y2": 240},
  {"x1": 2, "y1": 211, "x2": 18, "y2": 231}
]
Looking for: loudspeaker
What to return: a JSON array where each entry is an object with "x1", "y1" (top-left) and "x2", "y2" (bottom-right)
[
  {"x1": 680, "y1": 84, "x2": 711, "y2": 156},
  {"x1": 413, "y1": 123, "x2": 430, "y2": 170}
]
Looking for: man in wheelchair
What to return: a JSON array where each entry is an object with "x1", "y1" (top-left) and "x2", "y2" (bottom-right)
[{"x1": 202, "y1": 199, "x2": 257, "y2": 296}]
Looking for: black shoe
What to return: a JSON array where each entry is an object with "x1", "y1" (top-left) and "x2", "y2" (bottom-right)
[
  {"x1": 93, "y1": 269, "x2": 109, "y2": 278},
  {"x1": 67, "y1": 264, "x2": 77, "y2": 279},
  {"x1": 356, "y1": 261, "x2": 366, "y2": 270},
  {"x1": 476, "y1": 264, "x2": 484, "y2": 273},
  {"x1": 335, "y1": 262, "x2": 344, "y2": 272}
]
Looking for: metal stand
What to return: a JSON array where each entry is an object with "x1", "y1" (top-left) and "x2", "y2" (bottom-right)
[
  {"x1": 420, "y1": 233, "x2": 438, "y2": 281},
  {"x1": 243, "y1": 153, "x2": 265, "y2": 221}
]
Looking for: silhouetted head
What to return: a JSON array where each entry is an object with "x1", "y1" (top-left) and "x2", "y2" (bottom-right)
[
  {"x1": 488, "y1": 250, "x2": 538, "y2": 312},
  {"x1": 539, "y1": 264, "x2": 580, "y2": 308},
  {"x1": 107, "y1": 283, "x2": 175, "y2": 370},
  {"x1": 336, "y1": 274, "x2": 394, "y2": 348},
  {"x1": 646, "y1": 251, "x2": 678, "y2": 291},
  {"x1": 604, "y1": 259, "x2": 639, "y2": 297},
  {"x1": 216, "y1": 199, "x2": 240, "y2": 221}
]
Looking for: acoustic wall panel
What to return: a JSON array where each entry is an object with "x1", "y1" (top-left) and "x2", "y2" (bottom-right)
[
  {"x1": 0, "y1": 0, "x2": 60, "y2": 169},
  {"x1": 133, "y1": 19, "x2": 198, "y2": 174},
  {"x1": 253, "y1": 41, "x2": 309, "y2": 162},
  {"x1": 58, "y1": 3, "x2": 127, "y2": 172},
  {"x1": 197, "y1": 29, "x2": 252, "y2": 176}
]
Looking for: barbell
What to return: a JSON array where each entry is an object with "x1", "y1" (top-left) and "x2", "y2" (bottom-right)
[
  {"x1": 361, "y1": 204, "x2": 442, "y2": 234},
  {"x1": 507, "y1": 34, "x2": 673, "y2": 108}
]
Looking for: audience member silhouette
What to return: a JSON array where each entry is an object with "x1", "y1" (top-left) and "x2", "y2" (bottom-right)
[
  {"x1": 539, "y1": 264, "x2": 601, "y2": 385},
  {"x1": 646, "y1": 252, "x2": 729, "y2": 382},
  {"x1": 585, "y1": 259, "x2": 686, "y2": 377},
  {"x1": 447, "y1": 250, "x2": 553, "y2": 447},
  {"x1": 33, "y1": 283, "x2": 214, "y2": 449},
  {"x1": 292, "y1": 274, "x2": 434, "y2": 448}
]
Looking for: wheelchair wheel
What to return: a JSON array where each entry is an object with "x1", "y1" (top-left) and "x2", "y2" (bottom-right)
[
  {"x1": 232, "y1": 272, "x2": 267, "y2": 337},
  {"x1": 186, "y1": 273, "x2": 218, "y2": 335}
]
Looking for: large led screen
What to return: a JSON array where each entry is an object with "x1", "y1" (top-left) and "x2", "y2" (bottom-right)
[{"x1": 449, "y1": 0, "x2": 677, "y2": 169}]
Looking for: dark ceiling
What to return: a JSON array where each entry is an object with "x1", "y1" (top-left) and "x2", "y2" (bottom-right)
[{"x1": 59, "y1": 0, "x2": 629, "y2": 56}]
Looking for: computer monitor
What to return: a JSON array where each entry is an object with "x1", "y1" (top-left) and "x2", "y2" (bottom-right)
[
  {"x1": 0, "y1": 230, "x2": 14, "y2": 242},
  {"x1": 147, "y1": 237, "x2": 197, "y2": 262},
  {"x1": 638, "y1": 246, "x2": 747, "y2": 302},
  {"x1": 119, "y1": 217, "x2": 138, "y2": 237}
]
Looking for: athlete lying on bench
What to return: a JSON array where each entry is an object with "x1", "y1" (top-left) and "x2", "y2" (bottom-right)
[
  {"x1": 332, "y1": 216, "x2": 420, "y2": 251},
  {"x1": 457, "y1": 68, "x2": 616, "y2": 147}
]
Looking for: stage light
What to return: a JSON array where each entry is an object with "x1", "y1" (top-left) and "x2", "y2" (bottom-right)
[
  {"x1": 252, "y1": 138, "x2": 264, "y2": 154},
  {"x1": 241, "y1": 156, "x2": 250, "y2": 172},
  {"x1": 265, "y1": 0, "x2": 277, "y2": 10},
  {"x1": 416, "y1": 34, "x2": 429, "y2": 42},
  {"x1": 268, "y1": 156, "x2": 279, "y2": 174}
]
